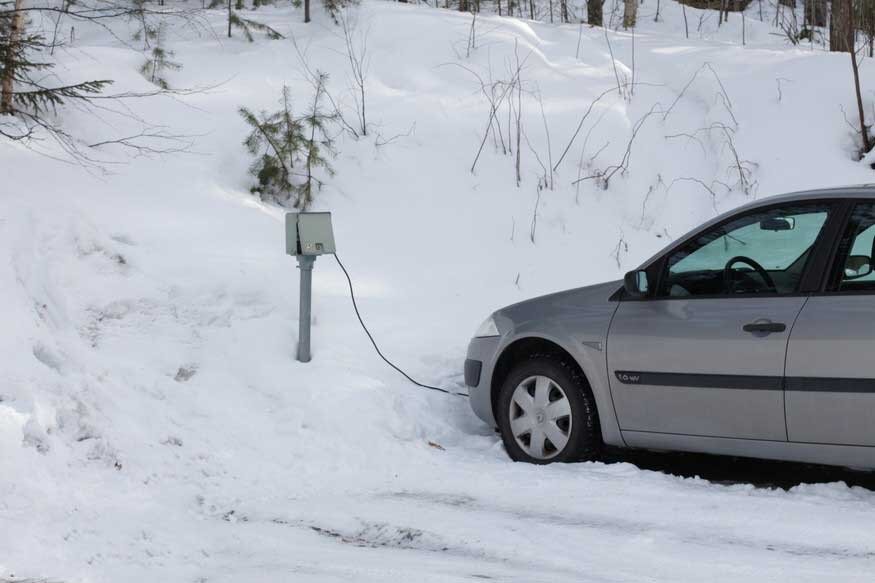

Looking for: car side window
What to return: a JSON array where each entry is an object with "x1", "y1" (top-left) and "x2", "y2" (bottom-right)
[
  {"x1": 834, "y1": 203, "x2": 875, "y2": 292},
  {"x1": 658, "y1": 203, "x2": 832, "y2": 298}
]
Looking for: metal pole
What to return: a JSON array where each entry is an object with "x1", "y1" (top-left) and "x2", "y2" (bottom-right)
[{"x1": 296, "y1": 254, "x2": 316, "y2": 362}]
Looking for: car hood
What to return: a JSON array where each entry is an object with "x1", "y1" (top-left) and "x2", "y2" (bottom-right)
[{"x1": 494, "y1": 279, "x2": 622, "y2": 332}]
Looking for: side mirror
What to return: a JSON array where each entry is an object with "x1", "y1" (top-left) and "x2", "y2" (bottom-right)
[
  {"x1": 624, "y1": 270, "x2": 650, "y2": 299},
  {"x1": 844, "y1": 255, "x2": 873, "y2": 280}
]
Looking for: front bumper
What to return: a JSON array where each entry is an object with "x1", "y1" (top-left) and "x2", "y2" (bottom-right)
[{"x1": 465, "y1": 336, "x2": 502, "y2": 427}]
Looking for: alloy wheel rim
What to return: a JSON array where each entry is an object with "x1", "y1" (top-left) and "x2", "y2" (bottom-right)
[{"x1": 508, "y1": 375, "x2": 572, "y2": 460}]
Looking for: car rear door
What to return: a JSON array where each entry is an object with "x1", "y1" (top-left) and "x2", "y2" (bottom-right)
[
  {"x1": 608, "y1": 200, "x2": 840, "y2": 442},
  {"x1": 786, "y1": 200, "x2": 875, "y2": 446}
]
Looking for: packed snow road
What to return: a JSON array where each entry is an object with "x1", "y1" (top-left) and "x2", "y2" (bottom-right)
[
  {"x1": 231, "y1": 429, "x2": 875, "y2": 583},
  {"x1": 74, "y1": 392, "x2": 875, "y2": 583}
]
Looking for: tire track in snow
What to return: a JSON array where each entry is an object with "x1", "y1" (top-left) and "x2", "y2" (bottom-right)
[
  {"x1": 383, "y1": 490, "x2": 875, "y2": 563},
  {"x1": 264, "y1": 514, "x2": 625, "y2": 582}
]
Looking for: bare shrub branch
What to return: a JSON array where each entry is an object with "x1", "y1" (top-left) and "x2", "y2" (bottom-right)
[{"x1": 573, "y1": 103, "x2": 662, "y2": 189}]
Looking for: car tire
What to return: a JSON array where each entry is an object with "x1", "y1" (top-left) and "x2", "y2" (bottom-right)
[{"x1": 496, "y1": 354, "x2": 601, "y2": 464}]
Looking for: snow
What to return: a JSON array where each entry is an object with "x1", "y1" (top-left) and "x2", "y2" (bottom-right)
[{"x1": 3, "y1": 0, "x2": 875, "y2": 580}]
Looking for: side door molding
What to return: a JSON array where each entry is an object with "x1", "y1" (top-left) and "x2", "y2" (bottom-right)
[{"x1": 613, "y1": 370, "x2": 783, "y2": 390}]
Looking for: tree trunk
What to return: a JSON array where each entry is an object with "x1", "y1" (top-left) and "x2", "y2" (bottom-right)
[
  {"x1": 830, "y1": 0, "x2": 854, "y2": 51},
  {"x1": 304, "y1": 0, "x2": 310, "y2": 23},
  {"x1": 860, "y1": 0, "x2": 875, "y2": 48},
  {"x1": 587, "y1": 0, "x2": 603, "y2": 26},
  {"x1": 682, "y1": 0, "x2": 689, "y2": 36},
  {"x1": 817, "y1": 0, "x2": 827, "y2": 27},
  {"x1": 1, "y1": 0, "x2": 25, "y2": 114},
  {"x1": 804, "y1": 0, "x2": 826, "y2": 27},
  {"x1": 779, "y1": 0, "x2": 795, "y2": 7},
  {"x1": 622, "y1": 0, "x2": 637, "y2": 28},
  {"x1": 846, "y1": 0, "x2": 871, "y2": 154},
  {"x1": 851, "y1": 48, "x2": 870, "y2": 153}
]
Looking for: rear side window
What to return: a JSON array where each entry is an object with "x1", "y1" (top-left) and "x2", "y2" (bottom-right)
[{"x1": 833, "y1": 203, "x2": 875, "y2": 292}]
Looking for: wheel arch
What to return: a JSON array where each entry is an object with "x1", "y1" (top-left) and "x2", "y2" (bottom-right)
[
  {"x1": 491, "y1": 337, "x2": 590, "y2": 412},
  {"x1": 489, "y1": 334, "x2": 624, "y2": 448}
]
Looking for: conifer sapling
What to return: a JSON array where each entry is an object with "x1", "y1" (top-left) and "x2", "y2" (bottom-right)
[
  {"x1": 140, "y1": 24, "x2": 181, "y2": 90},
  {"x1": 239, "y1": 78, "x2": 336, "y2": 209}
]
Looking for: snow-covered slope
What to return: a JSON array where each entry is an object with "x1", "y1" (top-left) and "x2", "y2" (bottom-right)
[{"x1": 3, "y1": 2, "x2": 875, "y2": 581}]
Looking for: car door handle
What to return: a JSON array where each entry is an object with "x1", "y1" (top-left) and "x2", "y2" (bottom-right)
[{"x1": 743, "y1": 321, "x2": 786, "y2": 334}]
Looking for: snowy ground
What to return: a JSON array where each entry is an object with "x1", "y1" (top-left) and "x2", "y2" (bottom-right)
[{"x1": 3, "y1": 1, "x2": 875, "y2": 581}]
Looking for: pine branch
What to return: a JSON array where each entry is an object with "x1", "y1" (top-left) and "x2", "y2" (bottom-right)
[
  {"x1": 11, "y1": 79, "x2": 113, "y2": 114},
  {"x1": 229, "y1": 11, "x2": 283, "y2": 41}
]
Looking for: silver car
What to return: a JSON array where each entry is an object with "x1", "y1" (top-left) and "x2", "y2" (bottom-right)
[{"x1": 466, "y1": 186, "x2": 875, "y2": 468}]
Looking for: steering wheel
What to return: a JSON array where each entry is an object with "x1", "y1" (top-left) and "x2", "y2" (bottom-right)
[{"x1": 723, "y1": 256, "x2": 777, "y2": 294}]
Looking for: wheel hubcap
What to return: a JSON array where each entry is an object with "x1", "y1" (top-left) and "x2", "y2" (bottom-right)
[{"x1": 508, "y1": 375, "x2": 572, "y2": 460}]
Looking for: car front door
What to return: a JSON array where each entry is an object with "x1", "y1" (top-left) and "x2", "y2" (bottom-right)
[
  {"x1": 607, "y1": 201, "x2": 837, "y2": 441},
  {"x1": 786, "y1": 201, "x2": 875, "y2": 446}
]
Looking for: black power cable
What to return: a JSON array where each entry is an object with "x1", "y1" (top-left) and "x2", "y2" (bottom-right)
[{"x1": 333, "y1": 253, "x2": 468, "y2": 398}]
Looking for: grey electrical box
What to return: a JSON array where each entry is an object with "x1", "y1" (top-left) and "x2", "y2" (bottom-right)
[{"x1": 285, "y1": 212, "x2": 336, "y2": 256}]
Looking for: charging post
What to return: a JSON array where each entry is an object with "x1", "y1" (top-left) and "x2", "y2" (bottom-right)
[{"x1": 285, "y1": 212, "x2": 336, "y2": 363}]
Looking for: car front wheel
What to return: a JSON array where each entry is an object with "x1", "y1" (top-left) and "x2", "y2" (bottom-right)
[{"x1": 496, "y1": 355, "x2": 601, "y2": 464}]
